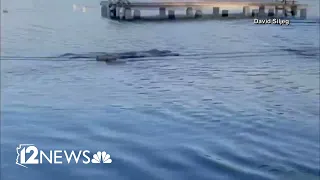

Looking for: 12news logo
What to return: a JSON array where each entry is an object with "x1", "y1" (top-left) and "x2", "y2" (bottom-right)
[{"x1": 16, "y1": 144, "x2": 112, "y2": 168}]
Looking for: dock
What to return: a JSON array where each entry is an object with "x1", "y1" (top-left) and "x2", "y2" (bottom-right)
[{"x1": 100, "y1": 0, "x2": 308, "y2": 21}]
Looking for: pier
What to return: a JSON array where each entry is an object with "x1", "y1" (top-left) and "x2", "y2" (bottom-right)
[{"x1": 100, "y1": 0, "x2": 308, "y2": 21}]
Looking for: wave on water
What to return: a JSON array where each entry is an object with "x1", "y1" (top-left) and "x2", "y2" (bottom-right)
[
  {"x1": 281, "y1": 47, "x2": 320, "y2": 58},
  {"x1": 0, "y1": 49, "x2": 180, "y2": 62},
  {"x1": 0, "y1": 46, "x2": 319, "y2": 62}
]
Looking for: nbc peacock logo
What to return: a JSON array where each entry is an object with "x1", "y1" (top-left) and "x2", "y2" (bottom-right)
[{"x1": 91, "y1": 151, "x2": 112, "y2": 164}]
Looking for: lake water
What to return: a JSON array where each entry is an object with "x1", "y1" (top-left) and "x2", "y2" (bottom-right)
[{"x1": 1, "y1": 0, "x2": 319, "y2": 180}]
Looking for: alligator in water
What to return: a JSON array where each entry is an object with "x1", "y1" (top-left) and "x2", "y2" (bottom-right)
[
  {"x1": 95, "y1": 49, "x2": 179, "y2": 61},
  {"x1": 58, "y1": 49, "x2": 179, "y2": 62}
]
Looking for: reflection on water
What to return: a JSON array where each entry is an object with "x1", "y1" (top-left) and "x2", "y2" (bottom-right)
[{"x1": 1, "y1": 0, "x2": 319, "y2": 180}]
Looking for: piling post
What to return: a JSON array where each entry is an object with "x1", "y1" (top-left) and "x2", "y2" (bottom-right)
[
  {"x1": 284, "y1": 8, "x2": 288, "y2": 17},
  {"x1": 133, "y1": 9, "x2": 141, "y2": 19},
  {"x1": 159, "y1": 7, "x2": 166, "y2": 18},
  {"x1": 195, "y1": 10, "x2": 202, "y2": 18},
  {"x1": 300, "y1": 8, "x2": 307, "y2": 19},
  {"x1": 168, "y1": 10, "x2": 175, "y2": 19},
  {"x1": 243, "y1": 6, "x2": 250, "y2": 16},
  {"x1": 212, "y1": 7, "x2": 219, "y2": 16},
  {"x1": 268, "y1": 9, "x2": 275, "y2": 17},
  {"x1": 291, "y1": 5, "x2": 297, "y2": 16},
  {"x1": 275, "y1": 6, "x2": 279, "y2": 16},
  {"x1": 120, "y1": 7, "x2": 126, "y2": 19},
  {"x1": 101, "y1": 5, "x2": 110, "y2": 18},
  {"x1": 186, "y1": 7, "x2": 193, "y2": 17},
  {"x1": 124, "y1": 8, "x2": 132, "y2": 20},
  {"x1": 222, "y1": 10, "x2": 228, "y2": 17},
  {"x1": 116, "y1": 6, "x2": 121, "y2": 19},
  {"x1": 252, "y1": 9, "x2": 258, "y2": 17},
  {"x1": 258, "y1": 5, "x2": 265, "y2": 17}
]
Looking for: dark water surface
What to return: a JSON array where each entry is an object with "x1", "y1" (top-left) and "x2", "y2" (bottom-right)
[{"x1": 1, "y1": 0, "x2": 320, "y2": 180}]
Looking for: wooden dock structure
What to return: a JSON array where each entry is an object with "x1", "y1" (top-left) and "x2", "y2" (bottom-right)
[{"x1": 100, "y1": 0, "x2": 308, "y2": 21}]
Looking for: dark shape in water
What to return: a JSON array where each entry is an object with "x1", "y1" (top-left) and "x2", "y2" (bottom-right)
[
  {"x1": 281, "y1": 47, "x2": 320, "y2": 57},
  {"x1": 56, "y1": 49, "x2": 179, "y2": 61},
  {"x1": 3, "y1": 9, "x2": 8, "y2": 13},
  {"x1": 96, "y1": 49, "x2": 179, "y2": 62}
]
